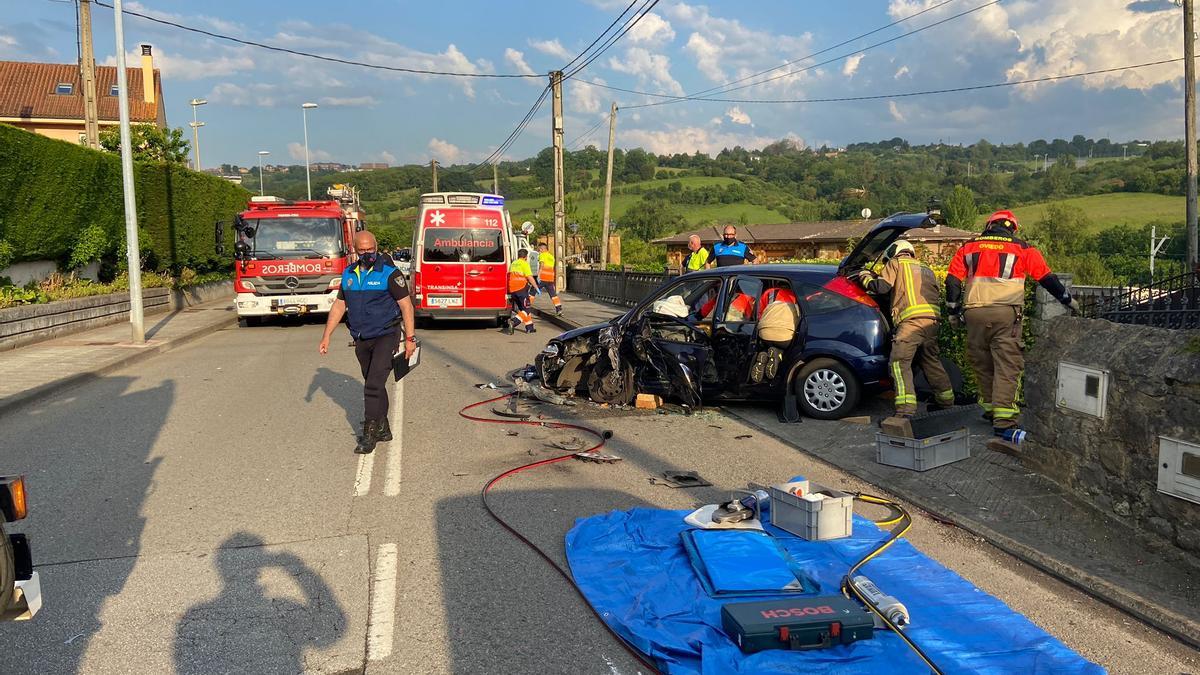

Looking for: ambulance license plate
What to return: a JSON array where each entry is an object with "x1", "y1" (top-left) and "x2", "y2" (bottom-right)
[{"x1": 429, "y1": 295, "x2": 463, "y2": 307}]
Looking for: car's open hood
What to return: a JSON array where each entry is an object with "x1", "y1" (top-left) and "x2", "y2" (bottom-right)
[{"x1": 837, "y1": 211, "x2": 946, "y2": 274}]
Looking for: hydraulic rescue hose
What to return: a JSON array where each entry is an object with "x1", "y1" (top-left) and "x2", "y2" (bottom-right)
[
  {"x1": 843, "y1": 493, "x2": 944, "y2": 675},
  {"x1": 462, "y1": 393, "x2": 662, "y2": 674}
]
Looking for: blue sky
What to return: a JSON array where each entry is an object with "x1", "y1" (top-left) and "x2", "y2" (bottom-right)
[{"x1": 2, "y1": 1, "x2": 1188, "y2": 166}]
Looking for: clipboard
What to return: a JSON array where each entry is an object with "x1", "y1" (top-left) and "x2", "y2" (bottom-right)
[{"x1": 392, "y1": 338, "x2": 421, "y2": 381}]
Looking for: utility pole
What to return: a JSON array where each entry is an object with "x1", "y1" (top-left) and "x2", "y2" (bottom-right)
[
  {"x1": 189, "y1": 98, "x2": 207, "y2": 171},
  {"x1": 1186, "y1": 0, "x2": 1199, "y2": 270},
  {"x1": 492, "y1": 163, "x2": 499, "y2": 194},
  {"x1": 113, "y1": 0, "x2": 144, "y2": 343},
  {"x1": 78, "y1": 0, "x2": 100, "y2": 149},
  {"x1": 600, "y1": 102, "x2": 617, "y2": 268},
  {"x1": 431, "y1": 159, "x2": 439, "y2": 192},
  {"x1": 550, "y1": 70, "x2": 566, "y2": 290},
  {"x1": 302, "y1": 102, "x2": 318, "y2": 200},
  {"x1": 1151, "y1": 224, "x2": 1171, "y2": 277}
]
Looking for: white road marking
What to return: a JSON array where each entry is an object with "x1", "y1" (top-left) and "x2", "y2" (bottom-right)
[
  {"x1": 367, "y1": 543, "x2": 399, "y2": 661},
  {"x1": 353, "y1": 450, "x2": 375, "y2": 497},
  {"x1": 384, "y1": 378, "x2": 404, "y2": 496}
]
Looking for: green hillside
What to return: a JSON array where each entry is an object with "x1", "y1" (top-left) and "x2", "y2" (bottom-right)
[{"x1": 975, "y1": 193, "x2": 1183, "y2": 232}]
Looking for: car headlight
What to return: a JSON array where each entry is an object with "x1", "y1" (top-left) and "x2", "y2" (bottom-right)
[{"x1": 541, "y1": 342, "x2": 561, "y2": 358}]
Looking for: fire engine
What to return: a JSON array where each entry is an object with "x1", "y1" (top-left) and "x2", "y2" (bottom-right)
[{"x1": 228, "y1": 185, "x2": 363, "y2": 326}]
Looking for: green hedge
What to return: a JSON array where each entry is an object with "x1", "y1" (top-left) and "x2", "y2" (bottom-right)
[{"x1": 0, "y1": 123, "x2": 249, "y2": 271}]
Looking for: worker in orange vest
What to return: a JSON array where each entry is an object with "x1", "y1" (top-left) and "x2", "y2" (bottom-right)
[
  {"x1": 536, "y1": 242, "x2": 563, "y2": 315},
  {"x1": 507, "y1": 249, "x2": 539, "y2": 334}
]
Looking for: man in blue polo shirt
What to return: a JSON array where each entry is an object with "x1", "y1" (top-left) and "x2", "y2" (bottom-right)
[
  {"x1": 319, "y1": 231, "x2": 416, "y2": 454},
  {"x1": 709, "y1": 225, "x2": 757, "y2": 267}
]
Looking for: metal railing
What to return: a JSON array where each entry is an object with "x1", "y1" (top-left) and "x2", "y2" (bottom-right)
[
  {"x1": 1083, "y1": 270, "x2": 1200, "y2": 330},
  {"x1": 567, "y1": 267, "x2": 672, "y2": 306}
]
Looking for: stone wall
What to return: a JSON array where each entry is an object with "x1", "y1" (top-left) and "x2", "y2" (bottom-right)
[
  {"x1": 0, "y1": 280, "x2": 232, "y2": 351},
  {"x1": 1023, "y1": 316, "x2": 1200, "y2": 552}
]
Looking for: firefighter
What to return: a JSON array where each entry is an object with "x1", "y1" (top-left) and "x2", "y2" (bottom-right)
[
  {"x1": 318, "y1": 231, "x2": 416, "y2": 455},
  {"x1": 507, "y1": 249, "x2": 539, "y2": 334},
  {"x1": 535, "y1": 243, "x2": 563, "y2": 315},
  {"x1": 945, "y1": 210, "x2": 1079, "y2": 447},
  {"x1": 855, "y1": 239, "x2": 955, "y2": 417}
]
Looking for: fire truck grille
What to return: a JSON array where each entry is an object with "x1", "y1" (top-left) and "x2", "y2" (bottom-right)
[{"x1": 253, "y1": 274, "x2": 339, "y2": 295}]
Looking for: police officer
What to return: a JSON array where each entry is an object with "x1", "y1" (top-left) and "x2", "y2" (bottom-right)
[
  {"x1": 682, "y1": 234, "x2": 709, "y2": 273},
  {"x1": 945, "y1": 210, "x2": 1079, "y2": 448},
  {"x1": 507, "y1": 248, "x2": 539, "y2": 334},
  {"x1": 318, "y1": 231, "x2": 416, "y2": 455},
  {"x1": 535, "y1": 243, "x2": 563, "y2": 315},
  {"x1": 709, "y1": 226, "x2": 757, "y2": 267},
  {"x1": 855, "y1": 240, "x2": 955, "y2": 417}
]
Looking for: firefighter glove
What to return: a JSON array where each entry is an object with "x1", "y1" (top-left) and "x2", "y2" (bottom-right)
[
  {"x1": 1064, "y1": 296, "x2": 1081, "y2": 315},
  {"x1": 947, "y1": 312, "x2": 965, "y2": 330}
]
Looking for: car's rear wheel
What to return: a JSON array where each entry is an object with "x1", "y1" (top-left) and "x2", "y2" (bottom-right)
[
  {"x1": 0, "y1": 522, "x2": 14, "y2": 613},
  {"x1": 795, "y1": 358, "x2": 860, "y2": 420}
]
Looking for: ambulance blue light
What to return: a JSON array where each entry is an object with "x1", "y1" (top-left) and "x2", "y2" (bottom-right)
[{"x1": 481, "y1": 196, "x2": 505, "y2": 206}]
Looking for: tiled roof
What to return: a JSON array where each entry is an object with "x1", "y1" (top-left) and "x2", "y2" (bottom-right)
[
  {"x1": 653, "y1": 220, "x2": 976, "y2": 244},
  {"x1": 0, "y1": 60, "x2": 161, "y2": 123}
]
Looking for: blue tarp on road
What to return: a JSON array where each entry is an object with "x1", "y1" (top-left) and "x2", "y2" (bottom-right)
[{"x1": 565, "y1": 508, "x2": 1104, "y2": 675}]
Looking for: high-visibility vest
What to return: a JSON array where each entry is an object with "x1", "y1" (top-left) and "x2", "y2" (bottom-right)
[
  {"x1": 508, "y1": 259, "x2": 532, "y2": 292},
  {"x1": 684, "y1": 248, "x2": 709, "y2": 271},
  {"x1": 538, "y1": 252, "x2": 556, "y2": 282}
]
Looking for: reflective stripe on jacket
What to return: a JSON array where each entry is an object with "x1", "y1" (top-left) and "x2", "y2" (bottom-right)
[
  {"x1": 537, "y1": 252, "x2": 556, "y2": 282},
  {"x1": 946, "y1": 227, "x2": 1054, "y2": 308},
  {"x1": 875, "y1": 255, "x2": 941, "y2": 323}
]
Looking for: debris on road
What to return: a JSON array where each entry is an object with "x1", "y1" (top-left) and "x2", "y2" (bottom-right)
[
  {"x1": 636, "y1": 393, "x2": 663, "y2": 410},
  {"x1": 649, "y1": 471, "x2": 712, "y2": 488}
]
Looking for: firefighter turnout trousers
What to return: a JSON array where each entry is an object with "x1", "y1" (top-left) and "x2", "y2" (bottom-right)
[
  {"x1": 890, "y1": 318, "x2": 954, "y2": 415},
  {"x1": 965, "y1": 305, "x2": 1023, "y2": 429}
]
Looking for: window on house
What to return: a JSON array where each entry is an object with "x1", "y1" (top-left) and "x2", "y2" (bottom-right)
[
  {"x1": 109, "y1": 84, "x2": 119, "y2": 96},
  {"x1": 55, "y1": 83, "x2": 74, "y2": 95}
]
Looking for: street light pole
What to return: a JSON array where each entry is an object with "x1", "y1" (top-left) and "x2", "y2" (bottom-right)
[
  {"x1": 302, "y1": 102, "x2": 318, "y2": 200},
  {"x1": 113, "y1": 0, "x2": 144, "y2": 343},
  {"x1": 257, "y1": 150, "x2": 270, "y2": 196},
  {"x1": 189, "y1": 98, "x2": 207, "y2": 171},
  {"x1": 1186, "y1": 0, "x2": 1199, "y2": 269}
]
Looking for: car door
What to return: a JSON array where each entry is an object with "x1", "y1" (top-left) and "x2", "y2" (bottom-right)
[
  {"x1": 709, "y1": 274, "x2": 764, "y2": 398},
  {"x1": 630, "y1": 276, "x2": 723, "y2": 406}
]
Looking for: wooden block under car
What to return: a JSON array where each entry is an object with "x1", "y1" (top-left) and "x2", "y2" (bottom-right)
[
  {"x1": 636, "y1": 393, "x2": 663, "y2": 410},
  {"x1": 879, "y1": 415, "x2": 914, "y2": 439}
]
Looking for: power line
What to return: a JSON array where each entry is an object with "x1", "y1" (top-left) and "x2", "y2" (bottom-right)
[
  {"x1": 564, "y1": 0, "x2": 661, "y2": 82},
  {"x1": 560, "y1": 0, "x2": 640, "y2": 73},
  {"x1": 621, "y1": 0, "x2": 1002, "y2": 109},
  {"x1": 472, "y1": 85, "x2": 552, "y2": 170},
  {"x1": 569, "y1": 117, "x2": 608, "y2": 150},
  {"x1": 91, "y1": 0, "x2": 542, "y2": 78},
  {"x1": 622, "y1": 57, "x2": 1188, "y2": 106}
]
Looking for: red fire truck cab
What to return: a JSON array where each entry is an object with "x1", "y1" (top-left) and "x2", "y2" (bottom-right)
[
  {"x1": 411, "y1": 192, "x2": 523, "y2": 325},
  {"x1": 231, "y1": 196, "x2": 358, "y2": 326}
]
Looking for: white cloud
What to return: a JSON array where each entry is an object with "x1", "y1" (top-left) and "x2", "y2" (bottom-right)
[
  {"x1": 607, "y1": 47, "x2": 685, "y2": 95},
  {"x1": 370, "y1": 151, "x2": 398, "y2": 165},
  {"x1": 894, "y1": 65, "x2": 910, "y2": 79},
  {"x1": 104, "y1": 46, "x2": 255, "y2": 81},
  {"x1": 318, "y1": 96, "x2": 379, "y2": 107},
  {"x1": 622, "y1": 126, "x2": 804, "y2": 156},
  {"x1": 842, "y1": 54, "x2": 864, "y2": 78},
  {"x1": 725, "y1": 106, "x2": 752, "y2": 125},
  {"x1": 888, "y1": 101, "x2": 906, "y2": 123},
  {"x1": 207, "y1": 82, "x2": 281, "y2": 107},
  {"x1": 288, "y1": 142, "x2": 333, "y2": 162},
  {"x1": 428, "y1": 138, "x2": 465, "y2": 164},
  {"x1": 570, "y1": 78, "x2": 607, "y2": 114},
  {"x1": 627, "y1": 13, "x2": 676, "y2": 44},
  {"x1": 528, "y1": 38, "x2": 571, "y2": 61},
  {"x1": 504, "y1": 48, "x2": 538, "y2": 76}
]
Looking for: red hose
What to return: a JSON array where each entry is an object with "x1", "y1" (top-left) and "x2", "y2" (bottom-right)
[{"x1": 463, "y1": 392, "x2": 660, "y2": 674}]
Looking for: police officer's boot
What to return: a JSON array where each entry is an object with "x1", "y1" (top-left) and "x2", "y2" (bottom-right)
[
  {"x1": 377, "y1": 417, "x2": 393, "y2": 442},
  {"x1": 355, "y1": 420, "x2": 380, "y2": 454}
]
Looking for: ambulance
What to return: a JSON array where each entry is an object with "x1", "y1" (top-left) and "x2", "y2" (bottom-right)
[{"x1": 411, "y1": 192, "x2": 528, "y2": 325}]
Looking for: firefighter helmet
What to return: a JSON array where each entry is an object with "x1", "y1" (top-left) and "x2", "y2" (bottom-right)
[
  {"x1": 884, "y1": 239, "x2": 915, "y2": 262},
  {"x1": 986, "y1": 210, "x2": 1019, "y2": 232}
]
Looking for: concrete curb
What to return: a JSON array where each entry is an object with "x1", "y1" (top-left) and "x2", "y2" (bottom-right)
[
  {"x1": 532, "y1": 307, "x2": 580, "y2": 332},
  {"x1": 0, "y1": 309, "x2": 236, "y2": 417},
  {"x1": 725, "y1": 408, "x2": 1200, "y2": 651}
]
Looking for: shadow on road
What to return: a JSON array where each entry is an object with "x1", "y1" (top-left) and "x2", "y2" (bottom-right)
[
  {"x1": 174, "y1": 532, "x2": 346, "y2": 675},
  {"x1": 305, "y1": 367, "x2": 362, "y2": 437},
  {"x1": 0, "y1": 375, "x2": 173, "y2": 674}
]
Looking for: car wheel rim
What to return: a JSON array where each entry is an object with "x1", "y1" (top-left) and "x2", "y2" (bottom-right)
[{"x1": 803, "y1": 369, "x2": 847, "y2": 412}]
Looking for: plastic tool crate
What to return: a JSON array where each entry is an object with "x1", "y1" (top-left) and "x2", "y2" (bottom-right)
[
  {"x1": 768, "y1": 481, "x2": 853, "y2": 541},
  {"x1": 876, "y1": 427, "x2": 970, "y2": 471}
]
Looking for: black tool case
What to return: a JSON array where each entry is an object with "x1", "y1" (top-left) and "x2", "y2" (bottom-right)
[{"x1": 721, "y1": 596, "x2": 875, "y2": 653}]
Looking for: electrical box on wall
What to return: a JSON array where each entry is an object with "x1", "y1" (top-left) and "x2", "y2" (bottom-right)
[
  {"x1": 1159, "y1": 437, "x2": 1200, "y2": 506},
  {"x1": 1056, "y1": 362, "x2": 1108, "y2": 418}
]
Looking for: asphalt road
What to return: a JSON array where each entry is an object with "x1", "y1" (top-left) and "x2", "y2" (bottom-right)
[{"x1": 0, "y1": 313, "x2": 1195, "y2": 674}]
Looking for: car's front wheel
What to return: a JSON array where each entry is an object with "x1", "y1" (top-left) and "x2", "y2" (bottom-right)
[{"x1": 795, "y1": 358, "x2": 860, "y2": 420}]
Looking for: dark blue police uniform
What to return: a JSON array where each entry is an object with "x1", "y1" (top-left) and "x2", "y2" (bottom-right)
[
  {"x1": 338, "y1": 255, "x2": 408, "y2": 423},
  {"x1": 711, "y1": 239, "x2": 757, "y2": 267}
]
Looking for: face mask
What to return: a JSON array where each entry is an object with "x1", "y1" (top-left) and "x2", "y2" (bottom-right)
[
  {"x1": 359, "y1": 252, "x2": 377, "y2": 265},
  {"x1": 723, "y1": 236, "x2": 736, "y2": 243}
]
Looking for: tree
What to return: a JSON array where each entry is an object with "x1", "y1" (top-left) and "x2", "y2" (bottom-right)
[
  {"x1": 942, "y1": 185, "x2": 978, "y2": 230},
  {"x1": 1028, "y1": 203, "x2": 1090, "y2": 257},
  {"x1": 619, "y1": 199, "x2": 686, "y2": 241},
  {"x1": 99, "y1": 124, "x2": 190, "y2": 164}
]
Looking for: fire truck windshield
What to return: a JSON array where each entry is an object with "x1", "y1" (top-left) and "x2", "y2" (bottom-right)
[{"x1": 244, "y1": 217, "x2": 342, "y2": 259}]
